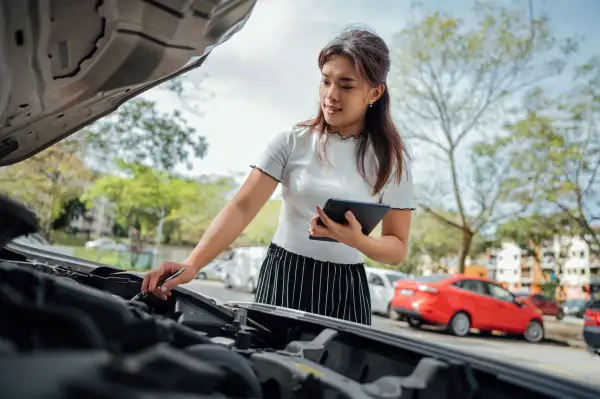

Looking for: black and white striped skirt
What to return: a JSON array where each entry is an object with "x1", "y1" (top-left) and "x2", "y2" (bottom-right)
[{"x1": 254, "y1": 242, "x2": 372, "y2": 325}]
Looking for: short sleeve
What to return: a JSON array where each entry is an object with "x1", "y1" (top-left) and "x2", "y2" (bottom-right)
[
  {"x1": 250, "y1": 130, "x2": 294, "y2": 183},
  {"x1": 380, "y1": 160, "x2": 415, "y2": 210}
]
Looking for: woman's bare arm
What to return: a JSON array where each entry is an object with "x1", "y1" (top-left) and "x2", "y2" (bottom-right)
[
  {"x1": 185, "y1": 169, "x2": 278, "y2": 271},
  {"x1": 355, "y1": 209, "x2": 412, "y2": 265}
]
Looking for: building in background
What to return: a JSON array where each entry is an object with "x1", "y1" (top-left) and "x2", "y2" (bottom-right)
[
  {"x1": 69, "y1": 196, "x2": 114, "y2": 237},
  {"x1": 493, "y1": 242, "x2": 522, "y2": 291}
]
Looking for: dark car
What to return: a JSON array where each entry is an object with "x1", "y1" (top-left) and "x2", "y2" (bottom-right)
[
  {"x1": 583, "y1": 299, "x2": 600, "y2": 355},
  {"x1": 515, "y1": 293, "x2": 564, "y2": 320},
  {"x1": 563, "y1": 299, "x2": 590, "y2": 318}
]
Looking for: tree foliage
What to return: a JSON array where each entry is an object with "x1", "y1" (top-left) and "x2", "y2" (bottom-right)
[
  {"x1": 0, "y1": 140, "x2": 93, "y2": 240},
  {"x1": 83, "y1": 99, "x2": 207, "y2": 173},
  {"x1": 492, "y1": 56, "x2": 600, "y2": 258},
  {"x1": 409, "y1": 209, "x2": 462, "y2": 263},
  {"x1": 390, "y1": 0, "x2": 578, "y2": 272},
  {"x1": 82, "y1": 161, "x2": 232, "y2": 244},
  {"x1": 237, "y1": 200, "x2": 282, "y2": 246}
]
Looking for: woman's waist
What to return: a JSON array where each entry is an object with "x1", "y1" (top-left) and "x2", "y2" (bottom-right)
[{"x1": 271, "y1": 224, "x2": 364, "y2": 265}]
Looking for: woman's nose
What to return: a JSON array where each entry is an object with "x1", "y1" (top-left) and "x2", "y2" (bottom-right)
[{"x1": 326, "y1": 85, "x2": 340, "y2": 102}]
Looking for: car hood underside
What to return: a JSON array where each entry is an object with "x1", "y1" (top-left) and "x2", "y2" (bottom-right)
[{"x1": 0, "y1": 0, "x2": 256, "y2": 166}]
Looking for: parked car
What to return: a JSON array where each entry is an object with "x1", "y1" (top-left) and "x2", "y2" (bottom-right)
[
  {"x1": 391, "y1": 274, "x2": 545, "y2": 343},
  {"x1": 365, "y1": 267, "x2": 410, "y2": 317},
  {"x1": 563, "y1": 299, "x2": 590, "y2": 318},
  {"x1": 583, "y1": 299, "x2": 600, "y2": 355},
  {"x1": 514, "y1": 292, "x2": 564, "y2": 320},
  {"x1": 84, "y1": 237, "x2": 128, "y2": 252},
  {"x1": 196, "y1": 257, "x2": 230, "y2": 281},
  {"x1": 222, "y1": 246, "x2": 269, "y2": 293}
]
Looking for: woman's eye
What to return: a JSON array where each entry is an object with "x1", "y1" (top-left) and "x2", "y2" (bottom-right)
[
  {"x1": 343, "y1": 86, "x2": 354, "y2": 90},
  {"x1": 321, "y1": 79, "x2": 330, "y2": 85}
]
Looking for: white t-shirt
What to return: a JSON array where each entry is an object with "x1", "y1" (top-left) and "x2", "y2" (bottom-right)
[{"x1": 251, "y1": 125, "x2": 414, "y2": 264}]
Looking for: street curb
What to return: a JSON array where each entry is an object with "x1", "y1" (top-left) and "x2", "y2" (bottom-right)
[
  {"x1": 543, "y1": 335, "x2": 586, "y2": 349},
  {"x1": 566, "y1": 339, "x2": 587, "y2": 349}
]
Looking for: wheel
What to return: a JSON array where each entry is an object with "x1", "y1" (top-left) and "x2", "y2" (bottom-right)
[
  {"x1": 447, "y1": 311, "x2": 471, "y2": 337},
  {"x1": 247, "y1": 278, "x2": 256, "y2": 294},
  {"x1": 387, "y1": 303, "x2": 399, "y2": 320},
  {"x1": 556, "y1": 310, "x2": 564, "y2": 320},
  {"x1": 523, "y1": 320, "x2": 544, "y2": 343},
  {"x1": 197, "y1": 272, "x2": 206, "y2": 280},
  {"x1": 407, "y1": 317, "x2": 422, "y2": 328}
]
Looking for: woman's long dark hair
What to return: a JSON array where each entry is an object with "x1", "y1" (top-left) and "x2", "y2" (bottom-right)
[{"x1": 299, "y1": 28, "x2": 409, "y2": 197}]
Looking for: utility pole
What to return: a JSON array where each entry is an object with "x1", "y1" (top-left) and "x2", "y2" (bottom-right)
[{"x1": 152, "y1": 203, "x2": 165, "y2": 269}]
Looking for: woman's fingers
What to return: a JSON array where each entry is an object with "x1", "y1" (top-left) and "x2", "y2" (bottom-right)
[{"x1": 316, "y1": 206, "x2": 334, "y2": 227}]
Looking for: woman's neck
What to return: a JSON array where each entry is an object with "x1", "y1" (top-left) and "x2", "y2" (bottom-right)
[{"x1": 327, "y1": 121, "x2": 364, "y2": 138}]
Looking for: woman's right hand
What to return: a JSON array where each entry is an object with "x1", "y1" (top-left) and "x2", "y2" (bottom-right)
[{"x1": 141, "y1": 261, "x2": 198, "y2": 300}]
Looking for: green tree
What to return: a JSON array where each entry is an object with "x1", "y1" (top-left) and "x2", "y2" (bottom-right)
[
  {"x1": 83, "y1": 99, "x2": 207, "y2": 173},
  {"x1": 0, "y1": 140, "x2": 93, "y2": 240},
  {"x1": 237, "y1": 200, "x2": 282, "y2": 246},
  {"x1": 409, "y1": 209, "x2": 462, "y2": 265},
  {"x1": 494, "y1": 56, "x2": 600, "y2": 258},
  {"x1": 165, "y1": 176, "x2": 233, "y2": 244},
  {"x1": 390, "y1": 0, "x2": 578, "y2": 272},
  {"x1": 366, "y1": 208, "x2": 463, "y2": 275},
  {"x1": 83, "y1": 161, "x2": 232, "y2": 251}
]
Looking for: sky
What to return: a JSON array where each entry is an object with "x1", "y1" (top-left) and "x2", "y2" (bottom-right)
[{"x1": 140, "y1": 0, "x2": 600, "y2": 191}]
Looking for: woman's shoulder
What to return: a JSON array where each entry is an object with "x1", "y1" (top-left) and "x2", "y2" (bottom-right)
[
  {"x1": 269, "y1": 124, "x2": 314, "y2": 142},
  {"x1": 289, "y1": 123, "x2": 317, "y2": 141}
]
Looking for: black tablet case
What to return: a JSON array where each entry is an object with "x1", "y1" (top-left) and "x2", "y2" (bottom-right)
[{"x1": 309, "y1": 198, "x2": 391, "y2": 243}]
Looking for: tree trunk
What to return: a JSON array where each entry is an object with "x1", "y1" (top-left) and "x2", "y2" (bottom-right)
[
  {"x1": 458, "y1": 230, "x2": 473, "y2": 273},
  {"x1": 531, "y1": 240, "x2": 543, "y2": 284}
]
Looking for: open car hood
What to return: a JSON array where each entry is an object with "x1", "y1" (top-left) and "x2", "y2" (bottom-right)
[{"x1": 0, "y1": 0, "x2": 256, "y2": 165}]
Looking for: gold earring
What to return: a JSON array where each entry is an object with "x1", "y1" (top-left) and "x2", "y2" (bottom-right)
[{"x1": 369, "y1": 101, "x2": 373, "y2": 108}]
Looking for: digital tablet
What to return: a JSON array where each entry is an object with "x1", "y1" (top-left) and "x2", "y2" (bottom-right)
[{"x1": 309, "y1": 198, "x2": 391, "y2": 243}]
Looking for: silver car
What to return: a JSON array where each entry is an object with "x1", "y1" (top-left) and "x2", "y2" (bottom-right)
[
  {"x1": 223, "y1": 246, "x2": 269, "y2": 293},
  {"x1": 365, "y1": 267, "x2": 411, "y2": 318}
]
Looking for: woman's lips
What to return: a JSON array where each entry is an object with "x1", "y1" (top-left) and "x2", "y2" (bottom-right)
[{"x1": 324, "y1": 104, "x2": 341, "y2": 114}]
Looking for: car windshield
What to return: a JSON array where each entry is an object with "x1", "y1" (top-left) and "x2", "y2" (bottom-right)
[{"x1": 1, "y1": 0, "x2": 598, "y2": 389}]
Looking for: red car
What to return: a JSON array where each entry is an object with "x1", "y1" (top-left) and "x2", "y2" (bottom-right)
[
  {"x1": 514, "y1": 292, "x2": 564, "y2": 320},
  {"x1": 391, "y1": 274, "x2": 545, "y2": 343},
  {"x1": 584, "y1": 300, "x2": 600, "y2": 355}
]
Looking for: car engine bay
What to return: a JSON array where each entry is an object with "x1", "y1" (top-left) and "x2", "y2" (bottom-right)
[{"x1": 2, "y1": 195, "x2": 600, "y2": 399}]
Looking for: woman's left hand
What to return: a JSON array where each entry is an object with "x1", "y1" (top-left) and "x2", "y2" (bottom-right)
[{"x1": 309, "y1": 206, "x2": 365, "y2": 248}]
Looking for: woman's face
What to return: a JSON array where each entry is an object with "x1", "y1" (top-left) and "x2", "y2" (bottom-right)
[{"x1": 319, "y1": 55, "x2": 381, "y2": 131}]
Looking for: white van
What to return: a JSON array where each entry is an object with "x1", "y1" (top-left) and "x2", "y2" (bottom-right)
[{"x1": 223, "y1": 246, "x2": 269, "y2": 293}]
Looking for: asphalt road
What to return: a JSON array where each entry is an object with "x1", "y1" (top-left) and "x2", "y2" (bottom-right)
[{"x1": 183, "y1": 280, "x2": 600, "y2": 389}]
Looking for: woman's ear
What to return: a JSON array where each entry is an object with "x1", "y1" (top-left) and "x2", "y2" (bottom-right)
[{"x1": 371, "y1": 84, "x2": 385, "y2": 104}]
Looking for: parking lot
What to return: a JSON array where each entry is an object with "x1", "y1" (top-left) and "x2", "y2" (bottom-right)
[{"x1": 183, "y1": 279, "x2": 600, "y2": 389}]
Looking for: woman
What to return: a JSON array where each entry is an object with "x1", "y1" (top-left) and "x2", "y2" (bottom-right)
[{"x1": 141, "y1": 28, "x2": 414, "y2": 326}]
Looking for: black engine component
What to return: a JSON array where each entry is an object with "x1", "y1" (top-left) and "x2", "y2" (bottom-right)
[
  {"x1": 0, "y1": 195, "x2": 38, "y2": 249},
  {"x1": 2, "y1": 194, "x2": 600, "y2": 399}
]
